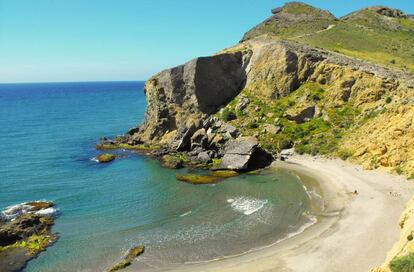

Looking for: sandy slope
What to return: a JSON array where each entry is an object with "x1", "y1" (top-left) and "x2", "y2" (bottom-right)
[{"x1": 150, "y1": 155, "x2": 414, "y2": 272}]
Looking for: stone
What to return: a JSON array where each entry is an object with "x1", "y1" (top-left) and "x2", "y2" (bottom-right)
[
  {"x1": 0, "y1": 201, "x2": 58, "y2": 272},
  {"x1": 190, "y1": 128, "x2": 208, "y2": 149},
  {"x1": 280, "y1": 148, "x2": 295, "y2": 157},
  {"x1": 176, "y1": 124, "x2": 197, "y2": 151},
  {"x1": 218, "y1": 123, "x2": 239, "y2": 138},
  {"x1": 235, "y1": 96, "x2": 250, "y2": 111},
  {"x1": 286, "y1": 106, "x2": 316, "y2": 124},
  {"x1": 161, "y1": 155, "x2": 184, "y2": 169},
  {"x1": 263, "y1": 124, "x2": 281, "y2": 135},
  {"x1": 197, "y1": 151, "x2": 212, "y2": 164},
  {"x1": 176, "y1": 174, "x2": 219, "y2": 185},
  {"x1": 108, "y1": 246, "x2": 145, "y2": 272},
  {"x1": 215, "y1": 137, "x2": 273, "y2": 171},
  {"x1": 96, "y1": 153, "x2": 116, "y2": 163}
]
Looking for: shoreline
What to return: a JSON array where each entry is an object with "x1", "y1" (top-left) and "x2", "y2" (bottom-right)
[{"x1": 130, "y1": 155, "x2": 414, "y2": 272}]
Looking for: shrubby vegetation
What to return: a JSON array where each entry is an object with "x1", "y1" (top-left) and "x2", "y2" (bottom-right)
[{"x1": 390, "y1": 253, "x2": 414, "y2": 272}]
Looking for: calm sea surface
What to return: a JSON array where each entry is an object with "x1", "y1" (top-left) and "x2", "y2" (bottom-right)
[{"x1": 0, "y1": 82, "x2": 313, "y2": 271}]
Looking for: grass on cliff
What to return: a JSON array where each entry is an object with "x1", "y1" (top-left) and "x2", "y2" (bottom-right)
[
  {"x1": 390, "y1": 253, "x2": 414, "y2": 272},
  {"x1": 244, "y1": 5, "x2": 414, "y2": 72},
  {"x1": 219, "y1": 82, "x2": 369, "y2": 158}
]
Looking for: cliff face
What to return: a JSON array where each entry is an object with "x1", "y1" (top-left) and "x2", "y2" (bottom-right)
[{"x1": 131, "y1": 52, "x2": 247, "y2": 144}]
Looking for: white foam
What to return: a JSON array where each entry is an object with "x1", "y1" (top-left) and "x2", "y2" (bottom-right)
[
  {"x1": 91, "y1": 157, "x2": 99, "y2": 162},
  {"x1": 180, "y1": 211, "x2": 192, "y2": 217},
  {"x1": 35, "y1": 207, "x2": 58, "y2": 217},
  {"x1": 228, "y1": 197, "x2": 268, "y2": 215},
  {"x1": 0, "y1": 201, "x2": 57, "y2": 221}
]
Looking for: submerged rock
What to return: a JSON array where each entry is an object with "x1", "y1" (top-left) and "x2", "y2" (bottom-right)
[
  {"x1": 108, "y1": 245, "x2": 145, "y2": 272},
  {"x1": 96, "y1": 153, "x2": 116, "y2": 163},
  {"x1": 176, "y1": 174, "x2": 219, "y2": 185}
]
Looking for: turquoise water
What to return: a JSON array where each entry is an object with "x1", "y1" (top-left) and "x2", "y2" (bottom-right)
[{"x1": 0, "y1": 82, "x2": 313, "y2": 271}]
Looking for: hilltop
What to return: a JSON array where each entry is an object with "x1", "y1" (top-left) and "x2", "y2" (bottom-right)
[{"x1": 242, "y1": 2, "x2": 414, "y2": 72}]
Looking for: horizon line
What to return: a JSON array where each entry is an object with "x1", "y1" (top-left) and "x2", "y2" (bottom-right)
[{"x1": 0, "y1": 79, "x2": 147, "y2": 85}]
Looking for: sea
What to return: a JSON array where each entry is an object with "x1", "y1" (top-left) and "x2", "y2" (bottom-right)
[{"x1": 0, "y1": 81, "x2": 314, "y2": 271}]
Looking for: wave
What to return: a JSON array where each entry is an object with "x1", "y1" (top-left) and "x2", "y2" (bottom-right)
[
  {"x1": 180, "y1": 211, "x2": 192, "y2": 217},
  {"x1": 228, "y1": 197, "x2": 268, "y2": 215},
  {"x1": 0, "y1": 201, "x2": 58, "y2": 221}
]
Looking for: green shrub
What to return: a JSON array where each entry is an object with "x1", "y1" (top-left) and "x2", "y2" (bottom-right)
[
  {"x1": 222, "y1": 108, "x2": 236, "y2": 121},
  {"x1": 390, "y1": 253, "x2": 414, "y2": 272},
  {"x1": 386, "y1": 96, "x2": 392, "y2": 103},
  {"x1": 338, "y1": 149, "x2": 353, "y2": 160}
]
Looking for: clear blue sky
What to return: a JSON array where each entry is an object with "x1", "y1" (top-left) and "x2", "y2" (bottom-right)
[{"x1": 0, "y1": 0, "x2": 413, "y2": 83}]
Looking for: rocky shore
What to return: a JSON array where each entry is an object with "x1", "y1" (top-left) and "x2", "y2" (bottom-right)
[{"x1": 0, "y1": 201, "x2": 58, "y2": 272}]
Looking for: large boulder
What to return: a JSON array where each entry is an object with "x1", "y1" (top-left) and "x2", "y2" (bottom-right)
[
  {"x1": 216, "y1": 137, "x2": 273, "y2": 171},
  {"x1": 286, "y1": 106, "x2": 316, "y2": 124}
]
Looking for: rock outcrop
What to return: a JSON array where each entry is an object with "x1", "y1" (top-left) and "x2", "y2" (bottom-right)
[
  {"x1": 131, "y1": 52, "x2": 247, "y2": 144},
  {"x1": 0, "y1": 201, "x2": 58, "y2": 272}
]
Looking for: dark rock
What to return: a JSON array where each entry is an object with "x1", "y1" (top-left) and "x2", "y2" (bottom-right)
[
  {"x1": 0, "y1": 247, "x2": 32, "y2": 272},
  {"x1": 286, "y1": 106, "x2": 316, "y2": 124},
  {"x1": 215, "y1": 137, "x2": 272, "y2": 171},
  {"x1": 235, "y1": 96, "x2": 250, "y2": 111},
  {"x1": 218, "y1": 123, "x2": 239, "y2": 138},
  {"x1": 197, "y1": 151, "x2": 212, "y2": 164},
  {"x1": 190, "y1": 128, "x2": 208, "y2": 149},
  {"x1": 271, "y1": 7, "x2": 283, "y2": 14},
  {"x1": 176, "y1": 124, "x2": 197, "y2": 151},
  {"x1": 374, "y1": 7, "x2": 407, "y2": 18},
  {"x1": 161, "y1": 155, "x2": 184, "y2": 169},
  {"x1": 108, "y1": 245, "x2": 145, "y2": 272}
]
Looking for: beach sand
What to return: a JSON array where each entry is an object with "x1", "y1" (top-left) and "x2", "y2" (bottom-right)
[{"x1": 149, "y1": 155, "x2": 414, "y2": 272}]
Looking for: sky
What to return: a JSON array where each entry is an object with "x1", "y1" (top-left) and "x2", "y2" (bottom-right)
[{"x1": 0, "y1": 0, "x2": 413, "y2": 83}]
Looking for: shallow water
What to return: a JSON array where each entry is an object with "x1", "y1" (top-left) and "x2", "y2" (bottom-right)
[{"x1": 0, "y1": 82, "x2": 312, "y2": 271}]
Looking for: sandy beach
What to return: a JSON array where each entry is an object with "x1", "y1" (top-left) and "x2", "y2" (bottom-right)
[{"x1": 148, "y1": 155, "x2": 414, "y2": 272}]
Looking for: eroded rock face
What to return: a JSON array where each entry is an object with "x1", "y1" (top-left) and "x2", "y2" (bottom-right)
[{"x1": 135, "y1": 52, "x2": 247, "y2": 143}]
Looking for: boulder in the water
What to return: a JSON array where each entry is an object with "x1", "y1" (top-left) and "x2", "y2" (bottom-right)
[
  {"x1": 96, "y1": 153, "x2": 116, "y2": 163},
  {"x1": 108, "y1": 245, "x2": 145, "y2": 272}
]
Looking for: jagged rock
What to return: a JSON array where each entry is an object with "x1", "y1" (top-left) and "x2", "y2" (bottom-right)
[
  {"x1": 286, "y1": 106, "x2": 316, "y2": 124},
  {"x1": 263, "y1": 124, "x2": 281, "y2": 135},
  {"x1": 235, "y1": 96, "x2": 250, "y2": 111},
  {"x1": 161, "y1": 155, "x2": 184, "y2": 169},
  {"x1": 197, "y1": 151, "x2": 212, "y2": 164},
  {"x1": 374, "y1": 6, "x2": 407, "y2": 18},
  {"x1": 0, "y1": 201, "x2": 58, "y2": 272},
  {"x1": 215, "y1": 137, "x2": 272, "y2": 171},
  {"x1": 190, "y1": 128, "x2": 208, "y2": 149},
  {"x1": 209, "y1": 134, "x2": 225, "y2": 149},
  {"x1": 175, "y1": 124, "x2": 197, "y2": 151},
  {"x1": 218, "y1": 123, "x2": 239, "y2": 138},
  {"x1": 108, "y1": 246, "x2": 145, "y2": 272}
]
